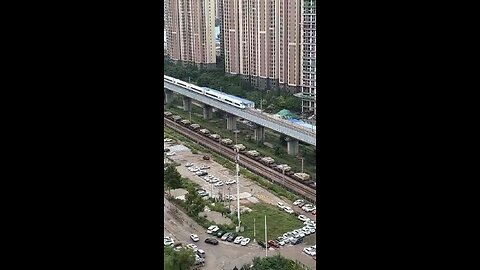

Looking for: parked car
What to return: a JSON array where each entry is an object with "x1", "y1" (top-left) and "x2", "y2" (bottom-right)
[
  {"x1": 216, "y1": 230, "x2": 225, "y2": 238},
  {"x1": 207, "y1": 225, "x2": 219, "y2": 234},
  {"x1": 283, "y1": 207, "x2": 294, "y2": 214},
  {"x1": 233, "y1": 236, "x2": 244, "y2": 244},
  {"x1": 221, "y1": 232, "x2": 231, "y2": 241},
  {"x1": 311, "y1": 209, "x2": 316, "y2": 215},
  {"x1": 267, "y1": 240, "x2": 280, "y2": 248},
  {"x1": 200, "y1": 165, "x2": 210, "y2": 170},
  {"x1": 291, "y1": 237, "x2": 303, "y2": 245},
  {"x1": 205, "y1": 238, "x2": 219, "y2": 245},
  {"x1": 214, "y1": 181, "x2": 224, "y2": 187},
  {"x1": 298, "y1": 215, "x2": 309, "y2": 222},
  {"x1": 190, "y1": 234, "x2": 199, "y2": 242},
  {"x1": 240, "y1": 238, "x2": 251, "y2": 246},
  {"x1": 185, "y1": 163, "x2": 194, "y2": 167},
  {"x1": 186, "y1": 243, "x2": 198, "y2": 250},
  {"x1": 258, "y1": 241, "x2": 269, "y2": 248},
  {"x1": 277, "y1": 202, "x2": 286, "y2": 209},
  {"x1": 303, "y1": 247, "x2": 316, "y2": 256},
  {"x1": 293, "y1": 199, "x2": 304, "y2": 206},
  {"x1": 227, "y1": 233, "x2": 236, "y2": 242},
  {"x1": 196, "y1": 249, "x2": 206, "y2": 258}
]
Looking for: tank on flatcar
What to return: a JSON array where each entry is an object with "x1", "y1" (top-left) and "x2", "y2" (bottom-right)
[
  {"x1": 172, "y1": 115, "x2": 182, "y2": 122},
  {"x1": 209, "y1": 134, "x2": 221, "y2": 141},
  {"x1": 199, "y1": 129, "x2": 210, "y2": 135},
  {"x1": 260, "y1": 157, "x2": 275, "y2": 166},
  {"x1": 220, "y1": 138, "x2": 233, "y2": 145},
  {"x1": 246, "y1": 150, "x2": 260, "y2": 158},
  {"x1": 232, "y1": 144, "x2": 246, "y2": 152},
  {"x1": 190, "y1": 124, "x2": 201, "y2": 130},
  {"x1": 293, "y1": 173, "x2": 310, "y2": 182},
  {"x1": 180, "y1": 119, "x2": 191, "y2": 126}
]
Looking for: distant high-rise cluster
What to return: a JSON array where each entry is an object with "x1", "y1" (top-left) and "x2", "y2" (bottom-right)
[
  {"x1": 165, "y1": 0, "x2": 316, "y2": 115},
  {"x1": 165, "y1": 0, "x2": 216, "y2": 68}
]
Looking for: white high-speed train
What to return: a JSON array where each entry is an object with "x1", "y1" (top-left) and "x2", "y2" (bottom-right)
[{"x1": 164, "y1": 75, "x2": 254, "y2": 109}]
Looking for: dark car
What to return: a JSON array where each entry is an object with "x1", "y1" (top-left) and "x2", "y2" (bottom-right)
[
  {"x1": 227, "y1": 234, "x2": 236, "y2": 242},
  {"x1": 291, "y1": 237, "x2": 303, "y2": 245},
  {"x1": 258, "y1": 241, "x2": 269, "y2": 248},
  {"x1": 267, "y1": 240, "x2": 279, "y2": 248},
  {"x1": 216, "y1": 231, "x2": 225, "y2": 238},
  {"x1": 204, "y1": 238, "x2": 218, "y2": 245}
]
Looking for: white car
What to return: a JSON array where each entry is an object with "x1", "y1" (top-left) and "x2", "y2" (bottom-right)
[
  {"x1": 225, "y1": 179, "x2": 236, "y2": 185},
  {"x1": 207, "y1": 225, "x2": 219, "y2": 234},
  {"x1": 298, "y1": 215, "x2": 309, "y2": 222},
  {"x1": 186, "y1": 244, "x2": 198, "y2": 251},
  {"x1": 302, "y1": 204, "x2": 313, "y2": 210},
  {"x1": 185, "y1": 163, "x2": 194, "y2": 167},
  {"x1": 240, "y1": 238, "x2": 251, "y2": 246},
  {"x1": 283, "y1": 207, "x2": 294, "y2": 214},
  {"x1": 214, "y1": 181, "x2": 224, "y2": 187},
  {"x1": 277, "y1": 202, "x2": 286, "y2": 209},
  {"x1": 304, "y1": 220, "x2": 316, "y2": 226},
  {"x1": 164, "y1": 236, "x2": 174, "y2": 246},
  {"x1": 211, "y1": 226, "x2": 220, "y2": 233},
  {"x1": 303, "y1": 247, "x2": 316, "y2": 256},
  {"x1": 293, "y1": 199, "x2": 304, "y2": 206},
  {"x1": 233, "y1": 236, "x2": 244, "y2": 244},
  {"x1": 166, "y1": 152, "x2": 176, "y2": 156},
  {"x1": 190, "y1": 168, "x2": 199, "y2": 172},
  {"x1": 190, "y1": 234, "x2": 200, "y2": 242}
]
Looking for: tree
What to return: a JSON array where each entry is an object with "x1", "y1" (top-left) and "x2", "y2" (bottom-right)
[
  {"x1": 164, "y1": 246, "x2": 196, "y2": 270},
  {"x1": 185, "y1": 187, "x2": 206, "y2": 215},
  {"x1": 249, "y1": 255, "x2": 305, "y2": 270},
  {"x1": 164, "y1": 165, "x2": 183, "y2": 195}
]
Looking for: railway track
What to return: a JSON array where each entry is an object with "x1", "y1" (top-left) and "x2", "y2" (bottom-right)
[{"x1": 164, "y1": 117, "x2": 316, "y2": 203}]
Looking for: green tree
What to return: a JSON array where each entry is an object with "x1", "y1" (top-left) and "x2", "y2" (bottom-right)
[
  {"x1": 184, "y1": 187, "x2": 206, "y2": 215},
  {"x1": 164, "y1": 165, "x2": 183, "y2": 195},
  {"x1": 249, "y1": 255, "x2": 306, "y2": 270},
  {"x1": 164, "y1": 246, "x2": 196, "y2": 270}
]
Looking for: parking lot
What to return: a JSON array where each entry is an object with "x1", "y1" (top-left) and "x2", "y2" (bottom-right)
[
  {"x1": 164, "y1": 141, "x2": 317, "y2": 267},
  {"x1": 164, "y1": 197, "x2": 316, "y2": 269},
  {"x1": 165, "y1": 141, "x2": 316, "y2": 222}
]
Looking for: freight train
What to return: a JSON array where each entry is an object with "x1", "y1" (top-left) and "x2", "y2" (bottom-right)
[
  {"x1": 164, "y1": 110, "x2": 315, "y2": 189},
  {"x1": 164, "y1": 75, "x2": 255, "y2": 109}
]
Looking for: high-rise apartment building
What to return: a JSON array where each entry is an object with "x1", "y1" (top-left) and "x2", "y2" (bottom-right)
[
  {"x1": 221, "y1": 0, "x2": 315, "y2": 102},
  {"x1": 300, "y1": 0, "x2": 316, "y2": 114},
  {"x1": 165, "y1": 0, "x2": 216, "y2": 68}
]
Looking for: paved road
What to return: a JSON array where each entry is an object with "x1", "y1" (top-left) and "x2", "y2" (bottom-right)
[{"x1": 164, "y1": 197, "x2": 316, "y2": 270}]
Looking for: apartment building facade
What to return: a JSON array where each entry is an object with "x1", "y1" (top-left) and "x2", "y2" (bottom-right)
[
  {"x1": 300, "y1": 0, "x2": 316, "y2": 114},
  {"x1": 165, "y1": 0, "x2": 216, "y2": 68},
  {"x1": 221, "y1": 0, "x2": 315, "y2": 106}
]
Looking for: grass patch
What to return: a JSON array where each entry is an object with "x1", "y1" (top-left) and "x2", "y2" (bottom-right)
[{"x1": 238, "y1": 203, "x2": 303, "y2": 240}]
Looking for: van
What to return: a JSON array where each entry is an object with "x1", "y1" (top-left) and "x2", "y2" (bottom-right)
[{"x1": 196, "y1": 249, "x2": 206, "y2": 258}]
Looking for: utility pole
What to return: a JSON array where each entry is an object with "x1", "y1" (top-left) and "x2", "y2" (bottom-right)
[
  {"x1": 234, "y1": 130, "x2": 239, "y2": 145},
  {"x1": 228, "y1": 186, "x2": 231, "y2": 212},
  {"x1": 253, "y1": 218, "x2": 256, "y2": 243},
  {"x1": 264, "y1": 215, "x2": 267, "y2": 257},
  {"x1": 235, "y1": 148, "x2": 241, "y2": 232}
]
